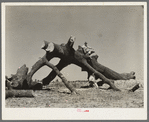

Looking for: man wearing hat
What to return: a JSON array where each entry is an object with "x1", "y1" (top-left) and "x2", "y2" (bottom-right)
[{"x1": 81, "y1": 42, "x2": 95, "y2": 57}]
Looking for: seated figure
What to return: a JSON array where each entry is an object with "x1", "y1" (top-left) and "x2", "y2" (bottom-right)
[
  {"x1": 81, "y1": 42, "x2": 95, "y2": 56},
  {"x1": 89, "y1": 73, "x2": 99, "y2": 88}
]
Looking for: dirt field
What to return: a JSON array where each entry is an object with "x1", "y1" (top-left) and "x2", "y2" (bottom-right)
[{"x1": 5, "y1": 79, "x2": 144, "y2": 108}]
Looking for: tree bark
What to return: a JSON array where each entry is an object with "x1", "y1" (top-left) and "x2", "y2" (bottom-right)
[
  {"x1": 27, "y1": 58, "x2": 46, "y2": 88},
  {"x1": 44, "y1": 59, "x2": 78, "y2": 94},
  {"x1": 26, "y1": 51, "x2": 78, "y2": 94},
  {"x1": 42, "y1": 60, "x2": 69, "y2": 85},
  {"x1": 7, "y1": 65, "x2": 29, "y2": 89},
  {"x1": 6, "y1": 90, "x2": 35, "y2": 99},
  {"x1": 78, "y1": 48, "x2": 135, "y2": 81}
]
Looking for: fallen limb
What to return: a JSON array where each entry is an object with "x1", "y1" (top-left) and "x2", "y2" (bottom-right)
[
  {"x1": 6, "y1": 36, "x2": 136, "y2": 92},
  {"x1": 44, "y1": 58, "x2": 79, "y2": 94},
  {"x1": 6, "y1": 90, "x2": 35, "y2": 99}
]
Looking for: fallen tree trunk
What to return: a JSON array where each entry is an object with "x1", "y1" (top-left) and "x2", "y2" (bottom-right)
[
  {"x1": 38, "y1": 36, "x2": 120, "y2": 91},
  {"x1": 6, "y1": 36, "x2": 136, "y2": 92},
  {"x1": 40, "y1": 36, "x2": 135, "y2": 91},
  {"x1": 78, "y1": 48, "x2": 135, "y2": 81},
  {"x1": 6, "y1": 90, "x2": 35, "y2": 99}
]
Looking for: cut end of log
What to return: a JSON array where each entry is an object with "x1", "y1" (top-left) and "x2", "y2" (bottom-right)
[
  {"x1": 41, "y1": 41, "x2": 54, "y2": 52},
  {"x1": 128, "y1": 83, "x2": 140, "y2": 92},
  {"x1": 67, "y1": 35, "x2": 76, "y2": 48},
  {"x1": 120, "y1": 71, "x2": 136, "y2": 80},
  {"x1": 69, "y1": 35, "x2": 76, "y2": 42}
]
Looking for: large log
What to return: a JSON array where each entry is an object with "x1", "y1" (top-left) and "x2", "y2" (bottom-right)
[
  {"x1": 30, "y1": 36, "x2": 117, "y2": 91},
  {"x1": 87, "y1": 55, "x2": 135, "y2": 80},
  {"x1": 6, "y1": 90, "x2": 35, "y2": 99},
  {"x1": 7, "y1": 36, "x2": 136, "y2": 93},
  {"x1": 39, "y1": 36, "x2": 120, "y2": 91},
  {"x1": 39, "y1": 36, "x2": 135, "y2": 91}
]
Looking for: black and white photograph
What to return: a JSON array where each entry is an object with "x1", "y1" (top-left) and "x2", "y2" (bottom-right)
[{"x1": 2, "y1": 2, "x2": 147, "y2": 120}]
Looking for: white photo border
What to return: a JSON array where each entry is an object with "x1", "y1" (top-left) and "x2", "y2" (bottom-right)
[{"x1": 2, "y1": 2, "x2": 147, "y2": 120}]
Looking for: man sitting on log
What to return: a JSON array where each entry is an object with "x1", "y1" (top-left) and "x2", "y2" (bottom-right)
[{"x1": 81, "y1": 42, "x2": 95, "y2": 58}]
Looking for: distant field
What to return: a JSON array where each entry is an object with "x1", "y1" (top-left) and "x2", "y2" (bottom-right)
[{"x1": 5, "y1": 79, "x2": 144, "y2": 108}]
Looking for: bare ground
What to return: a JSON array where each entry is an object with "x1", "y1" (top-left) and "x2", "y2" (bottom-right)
[{"x1": 5, "y1": 79, "x2": 144, "y2": 108}]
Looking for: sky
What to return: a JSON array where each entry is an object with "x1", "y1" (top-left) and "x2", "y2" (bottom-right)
[{"x1": 5, "y1": 5, "x2": 144, "y2": 82}]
